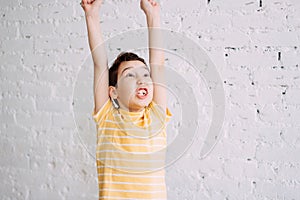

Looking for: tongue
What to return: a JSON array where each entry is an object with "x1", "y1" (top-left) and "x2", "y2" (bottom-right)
[{"x1": 137, "y1": 90, "x2": 147, "y2": 98}]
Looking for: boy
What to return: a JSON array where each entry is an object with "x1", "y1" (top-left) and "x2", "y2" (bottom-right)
[{"x1": 81, "y1": 0, "x2": 172, "y2": 199}]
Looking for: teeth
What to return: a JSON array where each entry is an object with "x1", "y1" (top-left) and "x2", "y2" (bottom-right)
[{"x1": 138, "y1": 89, "x2": 147, "y2": 96}]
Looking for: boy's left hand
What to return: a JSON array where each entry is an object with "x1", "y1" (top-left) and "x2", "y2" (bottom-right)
[{"x1": 140, "y1": 0, "x2": 160, "y2": 17}]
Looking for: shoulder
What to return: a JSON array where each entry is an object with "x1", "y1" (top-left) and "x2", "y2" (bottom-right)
[
  {"x1": 92, "y1": 99, "x2": 113, "y2": 124},
  {"x1": 148, "y1": 101, "x2": 172, "y2": 123}
]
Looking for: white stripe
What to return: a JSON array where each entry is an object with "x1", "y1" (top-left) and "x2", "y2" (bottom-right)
[
  {"x1": 96, "y1": 149, "x2": 165, "y2": 155},
  {"x1": 100, "y1": 196, "x2": 166, "y2": 200},
  {"x1": 105, "y1": 119, "x2": 161, "y2": 125},
  {"x1": 97, "y1": 157, "x2": 164, "y2": 162},
  {"x1": 100, "y1": 188, "x2": 165, "y2": 193},
  {"x1": 97, "y1": 127, "x2": 164, "y2": 132},
  {"x1": 98, "y1": 142, "x2": 164, "y2": 147},
  {"x1": 97, "y1": 165, "x2": 165, "y2": 170},
  {"x1": 99, "y1": 181, "x2": 165, "y2": 186},
  {"x1": 98, "y1": 135, "x2": 165, "y2": 140},
  {"x1": 98, "y1": 173, "x2": 164, "y2": 178}
]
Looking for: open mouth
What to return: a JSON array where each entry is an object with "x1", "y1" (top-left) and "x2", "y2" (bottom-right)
[{"x1": 136, "y1": 87, "x2": 148, "y2": 98}]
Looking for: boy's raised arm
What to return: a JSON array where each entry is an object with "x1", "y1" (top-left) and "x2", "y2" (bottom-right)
[
  {"x1": 141, "y1": 0, "x2": 167, "y2": 111},
  {"x1": 81, "y1": 0, "x2": 109, "y2": 113}
]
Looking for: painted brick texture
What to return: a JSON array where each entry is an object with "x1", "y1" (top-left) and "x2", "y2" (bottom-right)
[{"x1": 1, "y1": 0, "x2": 299, "y2": 199}]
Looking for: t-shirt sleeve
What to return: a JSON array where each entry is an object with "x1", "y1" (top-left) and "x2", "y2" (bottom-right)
[
  {"x1": 151, "y1": 101, "x2": 172, "y2": 123},
  {"x1": 92, "y1": 99, "x2": 112, "y2": 125},
  {"x1": 165, "y1": 107, "x2": 172, "y2": 123}
]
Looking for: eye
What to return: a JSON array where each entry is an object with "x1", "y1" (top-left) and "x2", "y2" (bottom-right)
[
  {"x1": 144, "y1": 73, "x2": 150, "y2": 77},
  {"x1": 126, "y1": 73, "x2": 135, "y2": 77}
]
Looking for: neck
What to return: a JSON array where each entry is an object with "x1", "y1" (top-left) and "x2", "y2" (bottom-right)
[
  {"x1": 122, "y1": 105, "x2": 145, "y2": 112},
  {"x1": 118, "y1": 101, "x2": 145, "y2": 112}
]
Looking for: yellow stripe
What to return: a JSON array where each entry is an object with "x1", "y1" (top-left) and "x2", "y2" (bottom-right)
[
  {"x1": 99, "y1": 189, "x2": 166, "y2": 199},
  {"x1": 96, "y1": 144, "x2": 166, "y2": 153},
  {"x1": 93, "y1": 100, "x2": 171, "y2": 199},
  {"x1": 97, "y1": 136, "x2": 166, "y2": 146},
  {"x1": 98, "y1": 175, "x2": 165, "y2": 183},
  {"x1": 99, "y1": 182, "x2": 165, "y2": 191},
  {"x1": 97, "y1": 166, "x2": 165, "y2": 177}
]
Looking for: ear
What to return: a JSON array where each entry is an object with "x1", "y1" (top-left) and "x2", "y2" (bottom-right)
[{"x1": 109, "y1": 86, "x2": 118, "y2": 99}]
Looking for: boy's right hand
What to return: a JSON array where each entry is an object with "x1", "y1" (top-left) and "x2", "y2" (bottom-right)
[
  {"x1": 140, "y1": 0, "x2": 160, "y2": 17},
  {"x1": 81, "y1": 0, "x2": 103, "y2": 17}
]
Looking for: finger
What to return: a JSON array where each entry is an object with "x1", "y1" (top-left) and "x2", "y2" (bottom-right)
[
  {"x1": 82, "y1": 0, "x2": 88, "y2": 5},
  {"x1": 151, "y1": 0, "x2": 157, "y2": 6},
  {"x1": 80, "y1": 1, "x2": 85, "y2": 7},
  {"x1": 94, "y1": 0, "x2": 103, "y2": 6},
  {"x1": 153, "y1": 0, "x2": 159, "y2": 6}
]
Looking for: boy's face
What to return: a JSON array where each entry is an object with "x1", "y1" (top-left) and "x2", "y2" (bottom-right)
[{"x1": 113, "y1": 60, "x2": 153, "y2": 112}]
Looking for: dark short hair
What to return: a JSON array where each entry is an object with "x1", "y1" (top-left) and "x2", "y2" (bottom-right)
[{"x1": 109, "y1": 52, "x2": 147, "y2": 87}]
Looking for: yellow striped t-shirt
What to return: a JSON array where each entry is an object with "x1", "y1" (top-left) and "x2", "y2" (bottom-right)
[{"x1": 92, "y1": 99, "x2": 172, "y2": 200}]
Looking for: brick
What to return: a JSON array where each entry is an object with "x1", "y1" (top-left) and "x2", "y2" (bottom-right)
[
  {"x1": 255, "y1": 87, "x2": 282, "y2": 105},
  {"x1": 254, "y1": 68, "x2": 300, "y2": 87},
  {"x1": 30, "y1": 189, "x2": 61, "y2": 200},
  {"x1": 20, "y1": 22, "x2": 55, "y2": 37},
  {"x1": 53, "y1": 85, "x2": 73, "y2": 98},
  {"x1": 1, "y1": 124, "x2": 30, "y2": 140},
  {"x1": 23, "y1": 52, "x2": 56, "y2": 67},
  {"x1": 0, "y1": 153, "x2": 30, "y2": 170},
  {"x1": 279, "y1": 126, "x2": 300, "y2": 147},
  {"x1": 243, "y1": 163, "x2": 276, "y2": 181},
  {"x1": 224, "y1": 50, "x2": 277, "y2": 69},
  {"x1": 51, "y1": 176, "x2": 98, "y2": 198},
  {"x1": 0, "y1": 1, "x2": 20, "y2": 8},
  {"x1": 277, "y1": 162, "x2": 300, "y2": 181},
  {"x1": 285, "y1": 88, "x2": 300, "y2": 105},
  {"x1": 37, "y1": 70, "x2": 68, "y2": 83},
  {"x1": 0, "y1": 54, "x2": 22, "y2": 66},
  {"x1": 204, "y1": 176, "x2": 243, "y2": 199},
  {"x1": 254, "y1": 181, "x2": 300, "y2": 199},
  {"x1": 257, "y1": 104, "x2": 300, "y2": 125},
  {"x1": 36, "y1": 98, "x2": 71, "y2": 113},
  {"x1": 212, "y1": 138, "x2": 256, "y2": 160},
  {"x1": 162, "y1": 0, "x2": 202, "y2": 13},
  {"x1": 223, "y1": 159, "x2": 245, "y2": 178},
  {"x1": 0, "y1": 68, "x2": 34, "y2": 82},
  {"x1": 56, "y1": 51, "x2": 87, "y2": 65},
  {"x1": 0, "y1": 112, "x2": 15, "y2": 125},
  {"x1": 227, "y1": 102, "x2": 256, "y2": 122},
  {"x1": 38, "y1": 5, "x2": 74, "y2": 20},
  {"x1": 251, "y1": 31, "x2": 299, "y2": 46},
  {"x1": 256, "y1": 145, "x2": 300, "y2": 162},
  {"x1": 35, "y1": 37, "x2": 69, "y2": 51},
  {"x1": 4, "y1": 7, "x2": 37, "y2": 21},
  {"x1": 2, "y1": 96, "x2": 35, "y2": 112},
  {"x1": 19, "y1": 83, "x2": 52, "y2": 98},
  {"x1": 21, "y1": 0, "x2": 54, "y2": 7},
  {"x1": 15, "y1": 111, "x2": 51, "y2": 130},
  {"x1": 55, "y1": 21, "x2": 86, "y2": 37},
  {"x1": 68, "y1": 37, "x2": 89, "y2": 50},
  {"x1": 1, "y1": 38, "x2": 34, "y2": 53},
  {"x1": 1, "y1": 0, "x2": 300, "y2": 199},
  {"x1": 0, "y1": 23, "x2": 18, "y2": 39}
]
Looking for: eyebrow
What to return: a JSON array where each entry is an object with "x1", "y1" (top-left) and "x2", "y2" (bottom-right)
[{"x1": 121, "y1": 66, "x2": 149, "y2": 75}]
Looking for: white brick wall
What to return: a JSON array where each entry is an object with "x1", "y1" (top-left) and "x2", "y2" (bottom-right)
[{"x1": 1, "y1": 0, "x2": 300, "y2": 199}]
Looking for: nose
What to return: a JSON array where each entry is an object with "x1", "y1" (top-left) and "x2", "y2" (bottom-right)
[{"x1": 137, "y1": 79, "x2": 145, "y2": 85}]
